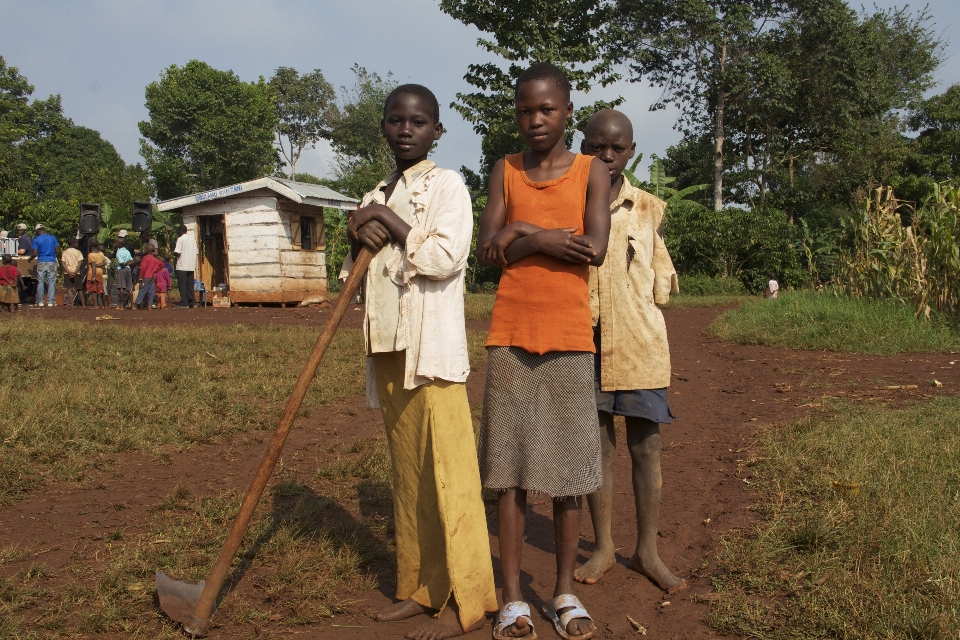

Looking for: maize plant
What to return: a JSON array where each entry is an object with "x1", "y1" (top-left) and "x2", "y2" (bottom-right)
[{"x1": 840, "y1": 182, "x2": 960, "y2": 319}]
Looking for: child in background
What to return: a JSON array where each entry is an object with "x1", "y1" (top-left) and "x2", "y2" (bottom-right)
[
  {"x1": 0, "y1": 255, "x2": 22, "y2": 311},
  {"x1": 477, "y1": 63, "x2": 610, "y2": 640},
  {"x1": 340, "y1": 84, "x2": 497, "y2": 640},
  {"x1": 114, "y1": 239, "x2": 133, "y2": 309},
  {"x1": 155, "y1": 258, "x2": 171, "y2": 309},
  {"x1": 61, "y1": 238, "x2": 85, "y2": 307},
  {"x1": 766, "y1": 275, "x2": 779, "y2": 299},
  {"x1": 574, "y1": 109, "x2": 686, "y2": 594},
  {"x1": 136, "y1": 246, "x2": 163, "y2": 310},
  {"x1": 85, "y1": 242, "x2": 108, "y2": 309}
]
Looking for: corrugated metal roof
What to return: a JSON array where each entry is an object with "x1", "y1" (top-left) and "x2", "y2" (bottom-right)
[
  {"x1": 156, "y1": 177, "x2": 360, "y2": 211},
  {"x1": 272, "y1": 178, "x2": 360, "y2": 204}
]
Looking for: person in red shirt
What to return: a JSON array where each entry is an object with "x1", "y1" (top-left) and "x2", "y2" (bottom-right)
[
  {"x1": 154, "y1": 257, "x2": 172, "y2": 309},
  {"x1": 0, "y1": 255, "x2": 23, "y2": 311},
  {"x1": 135, "y1": 245, "x2": 164, "y2": 310}
]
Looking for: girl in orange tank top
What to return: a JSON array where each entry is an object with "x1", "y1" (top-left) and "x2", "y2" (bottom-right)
[
  {"x1": 485, "y1": 152, "x2": 595, "y2": 353},
  {"x1": 475, "y1": 63, "x2": 611, "y2": 640}
]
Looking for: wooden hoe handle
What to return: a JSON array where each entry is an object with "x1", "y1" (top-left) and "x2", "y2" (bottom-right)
[{"x1": 183, "y1": 248, "x2": 373, "y2": 636}]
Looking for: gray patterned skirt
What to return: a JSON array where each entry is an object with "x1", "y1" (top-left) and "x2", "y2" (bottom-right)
[{"x1": 479, "y1": 347, "x2": 603, "y2": 498}]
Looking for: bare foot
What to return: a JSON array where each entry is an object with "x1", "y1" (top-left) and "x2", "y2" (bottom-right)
[
  {"x1": 375, "y1": 598, "x2": 427, "y2": 622},
  {"x1": 630, "y1": 553, "x2": 688, "y2": 593},
  {"x1": 406, "y1": 606, "x2": 483, "y2": 640},
  {"x1": 574, "y1": 547, "x2": 616, "y2": 585}
]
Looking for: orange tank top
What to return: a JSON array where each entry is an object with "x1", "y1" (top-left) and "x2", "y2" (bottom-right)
[{"x1": 486, "y1": 152, "x2": 595, "y2": 354}]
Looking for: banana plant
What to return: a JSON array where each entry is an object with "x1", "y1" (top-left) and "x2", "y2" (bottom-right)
[{"x1": 624, "y1": 154, "x2": 708, "y2": 205}]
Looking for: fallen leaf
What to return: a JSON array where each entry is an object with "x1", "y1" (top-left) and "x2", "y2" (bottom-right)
[
  {"x1": 268, "y1": 613, "x2": 283, "y2": 621},
  {"x1": 702, "y1": 518, "x2": 711, "y2": 525},
  {"x1": 152, "y1": 539, "x2": 171, "y2": 544},
  {"x1": 660, "y1": 601, "x2": 671, "y2": 607},
  {"x1": 934, "y1": 380, "x2": 943, "y2": 388}
]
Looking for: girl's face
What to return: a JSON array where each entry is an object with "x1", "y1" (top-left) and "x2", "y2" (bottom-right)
[
  {"x1": 381, "y1": 93, "x2": 442, "y2": 162},
  {"x1": 515, "y1": 79, "x2": 573, "y2": 153}
]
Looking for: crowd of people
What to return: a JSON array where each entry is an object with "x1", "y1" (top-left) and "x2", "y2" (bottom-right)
[{"x1": 0, "y1": 223, "x2": 199, "y2": 312}]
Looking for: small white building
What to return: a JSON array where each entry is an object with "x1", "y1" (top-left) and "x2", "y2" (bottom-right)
[{"x1": 157, "y1": 177, "x2": 359, "y2": 306}]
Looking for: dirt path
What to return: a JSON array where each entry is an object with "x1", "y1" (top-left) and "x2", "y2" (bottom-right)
[{"x1": 2, "y1": 306, "x2": 957, "y2": 639}]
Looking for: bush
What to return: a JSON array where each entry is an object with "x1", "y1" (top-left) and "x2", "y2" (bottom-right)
[
  {"x1": 678, "y1": 274, "x2": 748, "y2": 296},
  {"x1": 664, "y1": 200, "x2": 806, "y2": 293}
]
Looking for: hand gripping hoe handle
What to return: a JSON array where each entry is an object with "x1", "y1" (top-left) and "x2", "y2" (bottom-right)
[{"x1": 156, "y1": 248, "x2": 373, "y2": 636}]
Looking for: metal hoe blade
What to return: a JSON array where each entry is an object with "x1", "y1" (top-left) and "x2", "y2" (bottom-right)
[{"x1": 156, "y1": 571, "x2": 217, "y2": 636}]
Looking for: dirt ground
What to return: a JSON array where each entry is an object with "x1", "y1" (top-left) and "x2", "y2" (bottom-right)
[{"x1": 2, "y1": 305, "x2": 958, "y2": 639}]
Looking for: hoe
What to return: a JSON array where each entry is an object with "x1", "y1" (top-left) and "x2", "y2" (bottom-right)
[{"x1": 156, "y1": 248, "x2": 372, "y2": 637}]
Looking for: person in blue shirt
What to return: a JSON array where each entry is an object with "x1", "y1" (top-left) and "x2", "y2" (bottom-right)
[
  {"x1": 32, "y1": 224, "x2": 59, "y2": 307},
  {"x1": 114, "y1": 237, "x2": 134, "y2": 310}
]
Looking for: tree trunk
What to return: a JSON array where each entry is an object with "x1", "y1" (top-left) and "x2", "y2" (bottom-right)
[{"x1": 713, "y1": 37, "x2": 727, "y2": 213}]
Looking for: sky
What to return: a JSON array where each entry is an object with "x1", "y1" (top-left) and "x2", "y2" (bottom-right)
[{"x1": 1, "y1": 0, "x2": 957, "y2": 190}]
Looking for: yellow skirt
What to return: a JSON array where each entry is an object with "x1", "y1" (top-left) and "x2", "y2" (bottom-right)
[{"x1": 372, "y1": 350, "x2": 498, "y2": 630}]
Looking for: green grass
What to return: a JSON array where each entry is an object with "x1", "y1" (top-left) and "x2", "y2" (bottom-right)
[
  {"x1": 707, "y1": 396, "x2": 960, "y2": 638},
  {"x1": 464, "y1": 292, "x2": 496, "y2": 321},
  {"x1": 708, "y1": 290, "x2": 960, "y2": 354},
  {"x1": 0, "y1": 320, "x2": 491, "y2": 505}
]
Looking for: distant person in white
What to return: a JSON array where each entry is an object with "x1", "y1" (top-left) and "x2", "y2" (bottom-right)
[
  {"x1": 173, "y1": 224, "x2": 199, "y2": 308},
  {"x1": 766, "y1": 276, "x2": 779, "y2": 299}
]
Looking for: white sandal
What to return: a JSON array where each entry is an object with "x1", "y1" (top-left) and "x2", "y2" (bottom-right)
[
  {"x1": 493, "y1": 600, "x2": 537, "y2": 639},
  {"x1": 542, "y1": 594, "x2": 595, "y2": 640}
]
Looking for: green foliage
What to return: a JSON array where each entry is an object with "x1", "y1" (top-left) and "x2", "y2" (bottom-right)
[
  {"x1": 664, "y1": 200, "x2": 804, "y2": 292},
  {"x1": 678, "y1": 274, "x2": 748, "y2": 296},
  {"x1": 0, "y1": 56, "x2": 150, "y2": 240},
  {"x1": 708, "y1": 290, "x2": 960, "y2": 354},
  {"x1": 907, "y1": 83, "x2": 960, "y2": 181},
  {"x1": 709, "y1": 397, "x2": 960, "y2": 638},
  {"x1": 440, "y1": 0, "x2": 621, "y2": 188},
  {"x1": 464, "y1": 194, "x2": 501, "y2": 288},
  {"x1": 626, "y1": 155, "x2": 709, "y2": 205},
  {"x1": 323, "y1": 207, "x2": 350, "y2": 292},
  {"x1": 327, "y1": 65, "x2": 397, "y2": 199},
  {"x1": 139, "y1": 60, "x2": 278, "y2": 200},
  {"x1": 840, "y1": 183, "x2": 960, "y2": 319},
  {"x1": 268, "y1": 67, "x2": 337, "y2": 180}
]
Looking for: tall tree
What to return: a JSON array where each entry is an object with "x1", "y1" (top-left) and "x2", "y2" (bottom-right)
[
  {"x1": 0, "y1": 56, "x2": 150, "y2": 238},
  {"x1": 327, "y1": 65, "x2": 397, "y2": 199},
  {"x1": 268, "y1": 66, "x2": 337, "y2": 180},
  {"x1": 440, "y1": 0, "x2": 621, "y2": 190},
  {"x1": 908, "y1": 84, "x2": 960, "y2": 180},
  {"x1": 139, "y1": 60, "x2": 277, "y2": 200},
  {"x1": 611, "y1": 0, "x2": 786, "y2": 211}
]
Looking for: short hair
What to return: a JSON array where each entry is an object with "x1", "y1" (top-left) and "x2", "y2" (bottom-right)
[
  {"x1": 384, "y1": 84, "x2": 440, "y2": 123},
  {"x1": 2, "y1": 255, "x2": 11, "y2": 264},
  {"x1": 68, "y1": 238, "x2": 78, "y2": 247},
  {"x1": 516, "y1": 62, "x2": 571, "y2": 102},
  {"x1": 177, "y1": 224, "x2": 188, "y2": 235}
]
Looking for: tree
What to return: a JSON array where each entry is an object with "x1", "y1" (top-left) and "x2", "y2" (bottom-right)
[
  {"x1": 327, "y1": 65, "x2": 397, "y2": 199},
  {"x1": 440, "y1": 0, "x2": 621, "y2": 190},
  {"x1": 908, "y1": 84, "x2": 960, "y2": 180},
  {"x1": 0, "y1": 56, "x2": 150, "y2": 239},
  {"x1": 268, "y1": 67, "x2": 337, "y2": 180},
  {"x1": 139, "y1": 60, "x2": 278, "y2": 200},
  {"x1": 611, "y1": 0, "x2": 786, "y2": 211}
]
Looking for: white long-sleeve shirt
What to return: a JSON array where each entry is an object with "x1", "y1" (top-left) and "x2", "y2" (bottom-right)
[{"x1": 340, "y1": 160, "x2": 474, "y2": 401}]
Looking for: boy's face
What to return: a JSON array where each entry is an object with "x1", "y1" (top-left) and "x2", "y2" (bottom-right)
[
  {"x1": 515, "y1": 79, "x2": 573, "y2": 153},
  {"x1": 581, "y1": 122, "x2": 636, "y2": 182},
  {"x1": 381, "y1": 94, "x2": 442, "y2": 162}
]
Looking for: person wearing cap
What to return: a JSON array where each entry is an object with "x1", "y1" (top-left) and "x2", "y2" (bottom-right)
[
  {"x1": 16, "y1": 223, "x2": 33, "y2": 257},
  {"x1": 32, "y1": 223, "x2": 59, "y2": 307}
]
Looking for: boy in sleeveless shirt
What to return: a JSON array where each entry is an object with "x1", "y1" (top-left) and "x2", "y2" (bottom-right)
[{"x1": 476, "y1": 63, "x2": 611, "y2": 640}]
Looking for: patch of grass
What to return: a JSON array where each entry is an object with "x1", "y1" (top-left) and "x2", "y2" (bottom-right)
[
  {"x1": 464, "y1": 293, "x2": 496, "y2": 321},
  {"x1": 707, "y1": 397, "x2": 960, "y2": 638},
  {"x1": 661, "y1": 294, "x2": 753, "y2": 309},
  {"x1": 679, "y1": 274, "x2": 748, "y2": 296},
  {"x1": 0, "y1": 319, "x2": 367, "y2": 504},
  {"x1": 708, "y1": 290, "x2": 960, "y2": 354}
]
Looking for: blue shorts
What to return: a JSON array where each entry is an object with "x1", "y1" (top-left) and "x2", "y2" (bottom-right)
[{"x1": 593, "y1": 326, "x2": 674, "y2": 424}]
